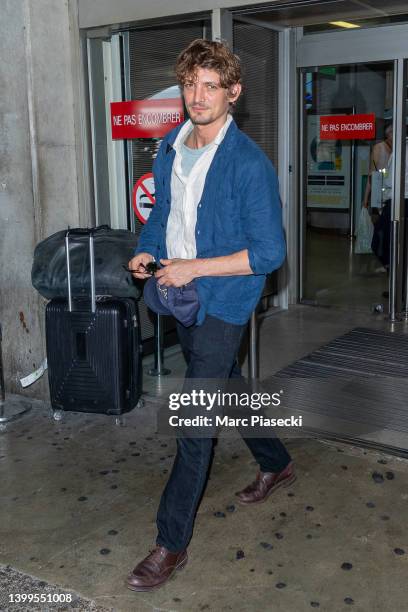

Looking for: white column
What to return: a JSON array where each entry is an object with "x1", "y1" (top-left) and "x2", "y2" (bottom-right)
[
  {"x1": 103, "y1": 35, "x2": 128, "y2": 229},
  {"x1": 212, "y1": 8, "x2": 233, "y2": 47},
  {"x1": 277, "y1": 28, "x2": 297, "y2": 308}
]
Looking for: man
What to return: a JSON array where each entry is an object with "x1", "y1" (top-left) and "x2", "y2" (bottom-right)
[
  {"x1": 362, "y1": 122, "x2": 393, "y2": 212},
  {"x1": 365, "y1": 124, "x2": 408, "y2": 296},
  {"x1": 127, "y1": 39, "x2": 295, "y2": 592}
]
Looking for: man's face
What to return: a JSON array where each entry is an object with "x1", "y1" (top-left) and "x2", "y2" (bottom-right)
[{"x1": 182, "y1": 67, "x2": 241, "y2": 126}]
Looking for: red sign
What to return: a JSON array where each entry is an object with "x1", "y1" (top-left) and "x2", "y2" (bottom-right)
[
  {"x1": 320, "y1": 113, "x2": 376, "y2": 140},
  {"x1": 133, "y1": 173, "x2": 155, "y2": 224},
  {"x1": 111, "y1": 99, "x2": 184, "y2": 139}
]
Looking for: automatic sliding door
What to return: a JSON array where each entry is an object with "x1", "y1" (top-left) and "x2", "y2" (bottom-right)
[{"x1": 300, "y1": 61, "x2": 395, "y2": 312}]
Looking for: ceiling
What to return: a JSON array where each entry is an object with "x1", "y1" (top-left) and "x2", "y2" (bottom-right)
[{"x1": 234, "y1": 0, "x2": 408, "y2": 28}]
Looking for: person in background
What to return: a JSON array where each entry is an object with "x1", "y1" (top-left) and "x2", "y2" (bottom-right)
[
  {"x1": 366, "y1": 124, "x2": 408, "y2": 298},
  {"x1": 361, "y1": 123, "x2": 393, "y2": 290},
  {"x1": 362, "y1": 122, "x2": 393, "y2": 213}
]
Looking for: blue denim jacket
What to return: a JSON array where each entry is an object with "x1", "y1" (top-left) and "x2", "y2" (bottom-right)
[{"x1": 135, "y1": 119, "x2": 286, "y2": 325}]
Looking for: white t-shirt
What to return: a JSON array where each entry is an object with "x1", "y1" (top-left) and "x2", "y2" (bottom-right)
[{"x1": 166, "y1": 115, "x2": 232, "y2": 260}]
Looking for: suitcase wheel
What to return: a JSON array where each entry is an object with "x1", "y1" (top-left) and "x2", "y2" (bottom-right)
[
  {"x1": 53, "y1": 409, "x2": 63, "y2": 422},
  {"x1": 115, "y1": 416, "x2": 125, "y2": 427},
  {"x1": 136, "y1": 399, "x2": 144, "y2": 409}
]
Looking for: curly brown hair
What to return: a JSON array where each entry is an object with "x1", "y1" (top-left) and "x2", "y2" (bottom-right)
[{"x1": 175, "y1": 39, "x2": 242, "y2": 90}]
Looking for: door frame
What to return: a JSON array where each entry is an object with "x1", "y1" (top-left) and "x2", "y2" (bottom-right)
[{"x1": 297, "y1": 23, "x2": 408, "y2": 67}]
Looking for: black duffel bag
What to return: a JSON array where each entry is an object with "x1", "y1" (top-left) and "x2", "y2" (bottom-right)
[{"x1": 31, "y1": 225, "x2": 142, "y2": 300}]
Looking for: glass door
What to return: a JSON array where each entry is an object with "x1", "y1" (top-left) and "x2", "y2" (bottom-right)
[{"x1": 300, "y1": 61, "x2": 395, "y2": 312}]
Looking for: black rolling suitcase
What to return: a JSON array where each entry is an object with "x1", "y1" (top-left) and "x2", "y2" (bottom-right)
[{"x1": 45, "y1": 229, "x2": 142, "y2": 416}]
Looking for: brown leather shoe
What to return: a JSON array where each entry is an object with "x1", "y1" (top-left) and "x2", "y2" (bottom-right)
[
  {"x1": 235, "y1": 462, "x2": 296, "y2": 505},
  {"x1": 126, "y1": 546, "x2": 188, "y2": 592}
]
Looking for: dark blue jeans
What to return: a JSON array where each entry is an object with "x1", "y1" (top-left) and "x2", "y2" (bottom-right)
[{"x1": 156, "y1": 315, "x2": 291, "y2": 552}]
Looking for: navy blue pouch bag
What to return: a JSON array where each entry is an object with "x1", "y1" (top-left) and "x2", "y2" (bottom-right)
[{"x1": 144, "y1": 276, "x2": 199, "y2": 327}]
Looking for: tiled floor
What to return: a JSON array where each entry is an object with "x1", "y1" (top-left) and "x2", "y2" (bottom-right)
[{"x1": 1, "y1": 305, "x2": 408, "y2": 611}]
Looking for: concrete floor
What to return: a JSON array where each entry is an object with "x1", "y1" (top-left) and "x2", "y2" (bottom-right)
[{"x1": 1, "y1": 306, "x2": 408, "y2": 612}]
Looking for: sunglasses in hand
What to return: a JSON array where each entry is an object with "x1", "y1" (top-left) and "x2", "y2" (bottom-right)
[{"x1": 122, "y1": 261, "x2": 159, "y2": 275}]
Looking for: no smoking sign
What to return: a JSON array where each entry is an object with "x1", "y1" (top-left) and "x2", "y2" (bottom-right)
[{"x1": 132, "y1": 173, "x2": 155, "y2": 224}]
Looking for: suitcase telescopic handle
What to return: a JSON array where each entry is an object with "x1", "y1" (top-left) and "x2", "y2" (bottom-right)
[
  {"x1": 65, "y1": 225, "x2": 109, "y2": 235},
  {"x1": 65, "y1": 229, "x2": 96, "y2": 313}
]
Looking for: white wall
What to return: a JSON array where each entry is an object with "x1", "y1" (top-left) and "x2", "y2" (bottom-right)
[{"x1": 78, "y1": 0, "x2": 283, "y2": 28}]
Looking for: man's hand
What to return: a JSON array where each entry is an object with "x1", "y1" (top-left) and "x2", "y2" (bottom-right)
[
  {"x1": 156, "y1": 258, "x2": 197, "y2": 287},
  {"x1": 128, "y1": 252, "x2": 155, "y2": 279},
  {"x1": 156, "y1": 251, "x2": 252, "y2": 285}
]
